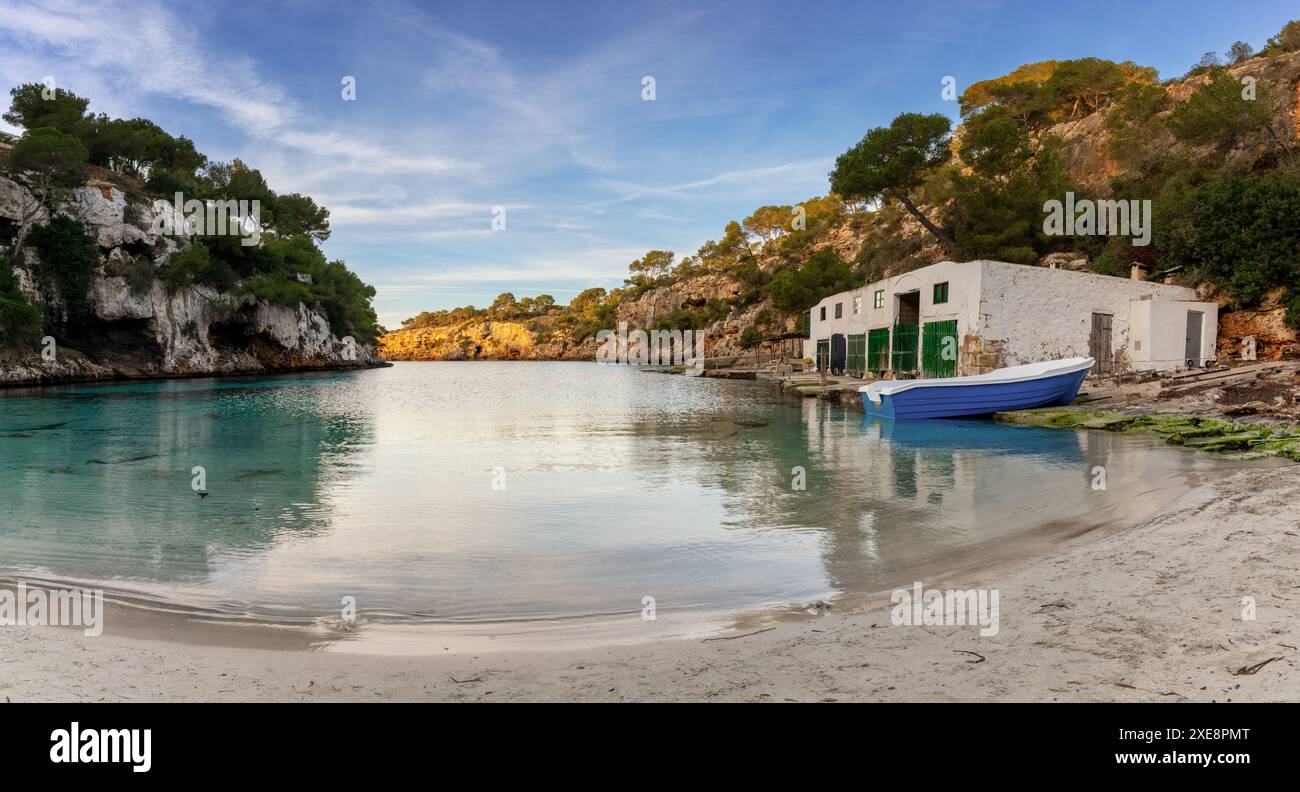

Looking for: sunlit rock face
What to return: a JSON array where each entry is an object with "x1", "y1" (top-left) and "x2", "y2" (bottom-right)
[
  {"x1": 1216, "y1": 288, "x2": 1299, "y2": 361},
  {"x1": 379, "y1": 320, "x2": 598, "y2": 361},
  {"x1": 0, "y1": 175, "x2": 383, "y2": 385}
]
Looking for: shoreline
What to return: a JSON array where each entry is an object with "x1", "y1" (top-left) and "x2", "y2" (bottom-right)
[
  {"x1": 0, "y1": 464, "x2": 1184, "y2": 656},
  {"x1": 5, "y1": 463, "x2": 1297, "y2": 702},
  {"x1": 0, "y1": 358, "x2": 392, "y2": 391}
]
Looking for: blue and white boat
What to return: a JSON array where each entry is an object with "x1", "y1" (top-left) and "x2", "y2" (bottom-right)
[{"x1": 859, "y1": 357, "x2": 1095, "y2": 419}]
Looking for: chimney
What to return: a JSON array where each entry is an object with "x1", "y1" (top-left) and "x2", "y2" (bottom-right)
[{"x1": 1130, "y1": 262, "x2": 1148, "y2": 281}]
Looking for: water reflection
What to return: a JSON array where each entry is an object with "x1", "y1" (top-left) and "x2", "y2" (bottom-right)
[
  {"x1": 0, "y1": 374, "x2": 373, "y2": 594},
  {"x1": 0, "y1": 363, "x2": 1245, "y2": 631},
  {"x1": 685, "y1": 397, "x2": 1231, "y2": 601}
]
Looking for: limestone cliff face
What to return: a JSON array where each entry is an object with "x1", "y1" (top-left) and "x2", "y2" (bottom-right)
[
  {"x1": 378, "y1": 319, "x2": 597, "y2": 361},
  {"x1": 1051, "y1": 50, "x2": 1300, "y2": 195},
  {"x1": 377, "y1": 230, "x2": 881, "y2": 362},
  {"x1": 612, "y1": 273, "x2": 752, "y2": 356},
  {"x1": 1215, "y1": 288, "x2": 1299, "y2": 361},
  {"x1": 0, "y1": 173, "x2": 383, "y2": 386}
]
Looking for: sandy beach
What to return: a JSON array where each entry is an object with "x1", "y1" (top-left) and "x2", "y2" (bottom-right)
[{"x1": 3, "y1": 463, "x2": 1297, "y2": 703}]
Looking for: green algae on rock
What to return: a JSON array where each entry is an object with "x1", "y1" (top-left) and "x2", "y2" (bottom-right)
[{"x1": 994, "y1": 407, "x2": 1300, "y2": 461}]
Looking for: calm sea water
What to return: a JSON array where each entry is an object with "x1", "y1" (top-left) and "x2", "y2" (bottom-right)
[{"x1": 0, "y1": 362, "x2": 1237, "y2": 644}]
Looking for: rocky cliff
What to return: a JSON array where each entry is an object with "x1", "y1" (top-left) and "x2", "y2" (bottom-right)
[
  {"x1": 1049, "y1": 50, "x2": 1300, "y2": 358},
  {"x1": 378, "y1": 319, "x2": 597, "y2": 361},
  {"x1": 377, "y1": 218, "x2": 911, "y2": 363},
  {"x1": 1051, "y1": 50, "x2": 1300, "y2": 195},
  {"x1": 0, "y1": 170, "x2": 384, "y2": 386}
]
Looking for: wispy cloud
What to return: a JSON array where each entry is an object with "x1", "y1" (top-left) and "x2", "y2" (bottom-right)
[
  {"x1": 404, "y1": 247, "x2": 647, "y2": 285},
  {"x1": 328, "y1": 201, "x2": 526, "y2": 226},
  {"x1": 0, "y1": 0, "x2": 476, "y2": 177},
  {"x1": 591, "y1": 157, "x2": 835, "y2": 205},
  {"x1": 275, "y1": 130, "x2": 473, "y2": 176},
  {"x1": 0, "y1": 0, "x2": 289, "y2": 131}
]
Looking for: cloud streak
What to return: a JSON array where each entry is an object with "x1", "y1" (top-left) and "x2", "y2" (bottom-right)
[
  {"x1": 0, "y1": 0, "x2": 476, "y2": 177},
  {"x1": 591, "y1": 157, "x2": 835, "y2": 206}
]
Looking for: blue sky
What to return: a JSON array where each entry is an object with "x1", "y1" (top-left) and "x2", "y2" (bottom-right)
[{"x1": 1, "y1": 0, "x2": 1295, "y2": 328}]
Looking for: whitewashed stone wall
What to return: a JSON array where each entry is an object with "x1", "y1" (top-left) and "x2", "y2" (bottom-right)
[
  {"x1": 805, "y1": 259, "x2": 1219, "y2": 375},
  {"x1": 976, "y1": 261, "x2": 1211, "y2": 372}
]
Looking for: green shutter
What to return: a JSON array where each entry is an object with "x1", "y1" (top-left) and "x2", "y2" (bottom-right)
[
  {"x1": 867, "y1": 328, "x2": 890, "y2": 374},
  {"x1": 892, "y1": 322, "x2": 918, "y2": 374},
  {"x1": 846, "y1": 334, "x2": 866, "y2": 376},
  {"x1": 921, "y1": 320, "x2": 958, "y2": 378}
]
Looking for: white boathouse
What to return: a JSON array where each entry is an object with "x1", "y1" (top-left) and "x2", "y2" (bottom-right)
[{"x1": 804, "y1": 259, "x2": 1218, "y2": 378}]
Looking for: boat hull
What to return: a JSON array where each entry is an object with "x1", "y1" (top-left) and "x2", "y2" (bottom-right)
[{"x1": 860, "y1": 367, "x2": 1089, "y2": 420}]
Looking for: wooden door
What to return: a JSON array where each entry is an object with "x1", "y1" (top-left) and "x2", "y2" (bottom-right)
[{"x1": 1089, "y1": 313, "x2": 1113, "y2": 375}]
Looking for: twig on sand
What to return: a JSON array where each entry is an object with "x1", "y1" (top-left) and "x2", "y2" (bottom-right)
[
  {"x1": 702, "y1": 627, "x2": 775, "y2": 643},
  {"x1": 1232, "y1": 657, "x2": 1283, "y2": 676},
  {"x1": 449, "y1": 675, "x2": 484, "y2": 684},
  {"x1": 954, "y1": 650, "x2": 986, "y2": 664},
  {"x1": 1115, "y1": 682, "x2": 1180, "y2": 696},
  {"x1": 1036, "y1": 600, "x2": 1073, "y2": 612}
]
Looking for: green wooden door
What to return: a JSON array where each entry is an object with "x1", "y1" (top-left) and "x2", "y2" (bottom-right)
[
  {"x1": 922, "y1": 320, "x2": 958, "y2": 378},
  {"x1": 867, "y1": 328, "x2": 890, "y2": 374},
  {"x1": 892, "y1": 322, "x2": 918, "y2": 374},
  {"x1": 846, "y1": 334, "x2": 866, "y2": 377}
]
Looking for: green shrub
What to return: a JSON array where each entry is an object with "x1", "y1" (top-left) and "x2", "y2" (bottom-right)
[
  {"x1": 1088, "y1": 250, "x2": 1130, "y2": 278},
  {"x1": 164, "y1": 243, "x2": 239, "y2": 292},
  {"x1": 242, "y1": 270, "x2": 313, "y2": 309},
  {"x1": 0, "y1": 254, "x2": 44, "y2": 339},
  {"x1": 9, "y1": 127, "x2": 88, "y2": 187},
  {"x1": 1283, "y1": 289, "x2": 1300, "y2": 330},
  {"x1": 104, "y1": 253, "x2": 157, "y2": 295},
  {"x1": 739, "y1": 325, "x2": 762, "y2": 348},
  {"x1": 1156, "y1": 170, "x2": 1300, "y2": 308},
  {"x1": 28, "y1": 215, "x2": 98, "y2": 324},
  {"x1": 1261, "y1": 20, "x2": 1300, "y2": 56},
  {"x1": 652, "y1": 308, "x2": 708, "y2": 332},
  {"x1": 1166, "y1": 68, "x2": 1271, "y2": 150},
  {"x1": 702, "y1": 298, "x2": 730, "y2": 324},
  {"x1": 145, "y1": 168, "x2": 199, "y2": 198},
  {"x1": 768, "y1": 248, "x2": 857, "y2": 314}
]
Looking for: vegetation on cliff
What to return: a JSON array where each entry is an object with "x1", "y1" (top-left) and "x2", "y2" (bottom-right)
[
  {"x1": 28, "y1": 215, "x2": 99, "y2": 327},
  {"x1": 0, "y1": 84, "x2": 380, "y2": 343},
  {"x1": 0, "y1": 252, "x2": 42, "y2": 340}
]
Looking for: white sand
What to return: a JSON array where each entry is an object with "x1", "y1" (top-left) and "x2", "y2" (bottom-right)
[{"x1": 3, "y1": 465, "x2": 1298, "y2": 702}]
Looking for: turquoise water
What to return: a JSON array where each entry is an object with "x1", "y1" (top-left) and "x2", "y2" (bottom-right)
[{"x1": 0, "y1": 362, "x2": 1237, "y2": 639}]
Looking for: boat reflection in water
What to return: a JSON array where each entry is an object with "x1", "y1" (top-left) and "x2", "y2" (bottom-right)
[{"x1": 775, "y1": 406, "x2": 1231, "y2": 601}]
